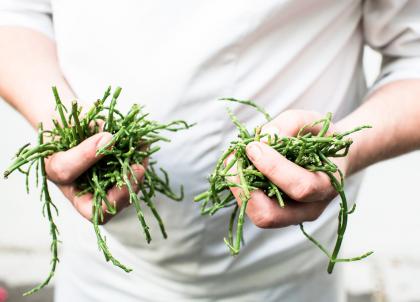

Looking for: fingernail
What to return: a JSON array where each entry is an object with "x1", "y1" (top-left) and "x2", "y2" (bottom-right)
[
  {"x1": 97, "y1": 133, "x2": 113, "y2": 150},
  {"x1": 246, "y1": 142, "x2": 262, "y2": 161}
]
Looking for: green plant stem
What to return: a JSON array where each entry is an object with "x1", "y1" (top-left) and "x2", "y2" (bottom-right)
[
  {"x1": 195, "y1": 98, "x2": 372, "y2": 273},
  {"x1": 4, "y1": 86, "x2": 193, "y2": 295},
  {"x1": 23, "y1": 124, "x2": 59, "y2": 296}
]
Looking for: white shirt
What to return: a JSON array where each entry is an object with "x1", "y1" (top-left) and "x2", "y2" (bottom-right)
[{"x1": 1, "y1": 1, "x2": 420, "y2": 301}]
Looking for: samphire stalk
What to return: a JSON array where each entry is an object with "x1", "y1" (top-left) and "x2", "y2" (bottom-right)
[
  {"x1": 194, "y1": 98, "x2": 373, "y2": 273},
  {"x1": 4, "y1": 86, "x2": 193, "y2": 295}
]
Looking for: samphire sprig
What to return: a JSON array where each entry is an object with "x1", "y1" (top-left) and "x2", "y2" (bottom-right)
[
  {"x1": 194, "y1": 98, "x2": 373, "y2": 273},
  {"x1": 4, "y1": 86, "x2": 194, "y2": 295}
]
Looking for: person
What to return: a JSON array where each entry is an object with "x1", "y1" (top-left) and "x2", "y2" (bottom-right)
[{"x1": 1, "y1": 1, "x2": 420, "y2": 301}]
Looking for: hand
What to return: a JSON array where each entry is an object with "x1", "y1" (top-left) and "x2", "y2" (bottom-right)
[
  {"x1": 45, "y1": 132, "x2": 145, "y2": 224},
  {"x1": 230, "y1": 110, "x2": 349, "y2": 228}
]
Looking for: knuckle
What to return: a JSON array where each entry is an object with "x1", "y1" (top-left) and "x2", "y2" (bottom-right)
[
  {"x1": 80, "y1": 145, "x2": 94, "y2": 162},
  {"x1": 253, "y1": 212, "x2": 277, "y2": 229},
  {"x1": 47, "y1": 158, "x2": 59, "y2": 176},
  {"x1": 59, "y1": 170, "x2": 73, "y2": 183},
  {"x1": 305, "y1": 209, "x2": 322, "y2": 222},
  {"x1": 264, "y1": 160, "x2": 280, "y2": 178},
  {"x1": 133, "y1": 165, "x2": 145, "y2": 178},
  {"x1": 49, "y1": 160, "x2": 72, "y2": 183},
  {"x1": 292, "y1": 180, "x2": 316, "y2": 201}
]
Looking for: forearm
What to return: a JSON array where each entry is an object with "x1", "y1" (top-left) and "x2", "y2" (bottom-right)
[
  {"x1": 0, "y1": 26, "x2": 75, "y2": 129},
  {"x1": 336, "y1": 79, "x2": 420, "y2": 175}
]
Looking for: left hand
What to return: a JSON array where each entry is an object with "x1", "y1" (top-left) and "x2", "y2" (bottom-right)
[{"x1": 229, "y1": 109, "x2": 349, "y2": 228}]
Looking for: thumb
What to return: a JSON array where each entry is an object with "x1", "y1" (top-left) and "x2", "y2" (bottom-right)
[{"x1": 46, "y1": 132, "x2": 113, "y2": 184}]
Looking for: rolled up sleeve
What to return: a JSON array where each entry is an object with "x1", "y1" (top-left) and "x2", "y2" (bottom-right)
[
  {"x1": 363, "y1": 0, "x2": 420, "y2": 92},
  {"x1": 0, "y1": 0, "x2": 53, "y2": 38}
]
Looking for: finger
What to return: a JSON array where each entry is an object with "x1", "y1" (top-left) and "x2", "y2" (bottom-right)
[
  {"x1": 246, "y1": 141, "x2": 334, "y2": 202},
  {"x1": 230, "y1": 185, "x2": 328, "y2": 228},
  {"x1": 60, "y1": 164, "x2": 145, "y2": 223},
  {"x1": 226, "y1": 152, "x2": 329, "y2": 229},
  {"x1": 99, "y1": 164, "x2": 145, "y2": 223},
  {"x1": 104, "y1": 164, "x2": 145, "y2": 214},
  {"x1": 59, "y1": 184, "x2": 94, "y2": 221},
  {"x1": 46, "y1": 132, "x2": 113, "y2": 184},
  {"x1": 228, "y1": 161, "x2": 329, "y2": 228}
]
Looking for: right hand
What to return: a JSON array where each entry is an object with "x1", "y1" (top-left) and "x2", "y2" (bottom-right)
[
  {"x1": 45, "y1": 132, "x2": 145, "y2": 224},
  {"x1": 228, "y1": 110, "x2": 347, "y2": 229}
]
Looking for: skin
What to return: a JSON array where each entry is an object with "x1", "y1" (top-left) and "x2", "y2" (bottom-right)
[
  {"x1": 233, "y1": 81, "x2": 420, "y2": 228},
  {"x1": 1, "y1": 27, "x2": 420, "y2": 227},
  {"x1": 0, "y1": 27, "x2": 144, "y2": 223}
]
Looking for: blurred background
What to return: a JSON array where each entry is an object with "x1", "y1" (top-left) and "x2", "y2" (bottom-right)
[{"x1": 1, "y1": 47, "x2": 420, "y2": 302}]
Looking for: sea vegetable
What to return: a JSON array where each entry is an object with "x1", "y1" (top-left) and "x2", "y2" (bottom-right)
[
  {"x1": 195, "y1": 98, "x2": 373, "y2": 273},
  {"x1": 4, "y1": 86, "x2": 193, "y2": 295}
]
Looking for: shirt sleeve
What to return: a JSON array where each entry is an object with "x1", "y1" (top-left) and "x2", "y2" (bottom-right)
[
  {"x1": 363, "y1": 0, "x2": 420, "y2": 92},
  {"x1": 0, "y1": 0, "x2": 53, "y2": 39}
]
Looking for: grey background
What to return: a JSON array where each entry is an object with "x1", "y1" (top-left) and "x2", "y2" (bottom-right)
[{"x1": 1, "y1": 48, "x2": 419, "y2": 302}]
